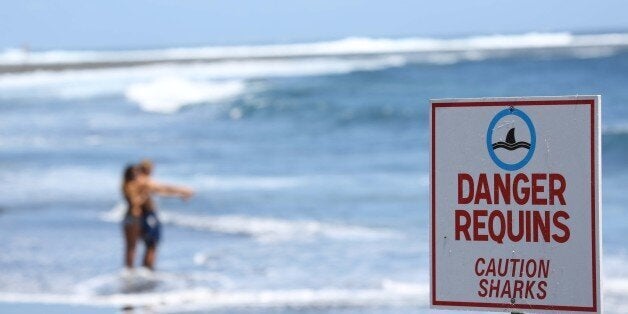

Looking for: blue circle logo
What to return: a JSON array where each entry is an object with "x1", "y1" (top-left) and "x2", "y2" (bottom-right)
[{"x1": 486, "y1": 108, "x2": 536, "y2": 171}]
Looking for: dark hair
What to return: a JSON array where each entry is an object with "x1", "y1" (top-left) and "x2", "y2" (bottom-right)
[{"x1": 123, "y1": 165, "x2": 136, "y2": 183}]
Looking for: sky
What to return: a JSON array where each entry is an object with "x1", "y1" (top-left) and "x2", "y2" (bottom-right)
[{"x1": 1, "y1": 0, "x2": 628, "y2": 50}]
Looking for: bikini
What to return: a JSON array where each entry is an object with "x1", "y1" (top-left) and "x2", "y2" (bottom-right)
[{"x1": 141, "y1": 200, "x2": 161, "y2": 246}]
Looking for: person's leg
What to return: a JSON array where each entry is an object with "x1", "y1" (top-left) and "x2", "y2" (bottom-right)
[
  {"x1": 123, "y1": 222, "x2": 140, "y2": 268},
  {"x1": 140, "y1": 212, "x2": 160, "y2": 270},
  {"x1": 143, "y1": 243, "x2": 157, "y2": 270}
]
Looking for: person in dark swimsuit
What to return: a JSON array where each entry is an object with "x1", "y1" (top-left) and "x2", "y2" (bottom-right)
[
  {"x1": 135, "y1": 160, "x2": 194, "y2": 270},
  {"x1": 122, "y1": 165, "x2": 146, "y2": 269}
]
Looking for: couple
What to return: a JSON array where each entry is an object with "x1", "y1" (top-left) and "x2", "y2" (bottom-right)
[{"x1": 121, "y1": 159, "x2": 194, "y2": 270}]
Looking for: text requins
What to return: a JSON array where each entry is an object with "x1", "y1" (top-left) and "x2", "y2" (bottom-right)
[{"x1": 455, "y1": 173, "x2": 570, "y2": 244}]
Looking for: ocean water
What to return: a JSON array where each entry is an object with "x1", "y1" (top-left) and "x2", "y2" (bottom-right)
[{"x1": 0, "y1": 32, "x2": 628, "y2": 313}]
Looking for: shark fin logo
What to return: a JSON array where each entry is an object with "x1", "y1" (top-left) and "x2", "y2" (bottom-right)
[
  {"x1": 486, "y1": 108, "x2": 536, "y2": 171},
  {"x1": 491, "y1": 128, "x2": 531, "y2": 151}
]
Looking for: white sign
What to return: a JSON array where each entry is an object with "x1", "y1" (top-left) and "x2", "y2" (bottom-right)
[{"x1": 430, "y1": 96, "x2": 601, "y2": 312}]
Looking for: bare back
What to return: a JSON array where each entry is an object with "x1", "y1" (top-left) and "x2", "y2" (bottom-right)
[{"x1": 123, "y1": 181, "x2": 145, "y2": 218}]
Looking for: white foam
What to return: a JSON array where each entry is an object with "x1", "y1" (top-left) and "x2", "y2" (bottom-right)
[
  {"x1": 3, "y1": 33, "x2": 625, "y2": 110},
  {"x1": 3, "y1": 277, "x2": 628, "y2": 312},
  {"x1": 100, "y1": 202, "x2": 126, "y2": 222},
  {"x1": 164, "y1": 213, "x2": 401, "y2": 242},
  {"x1": 74, "y1": 269, "x2": 234, "y2": 296},
  {"x1": 603, "y1": 277, "x2": 628, "y2": 313},
  {"x1": 0, "y1": 280, "x2": 428, "y2": 311},
  {"x1": 100, "y1": 205, "x2": 401, "y2": 242},
  {"x1": 0, "y1": 56, "x2": 406, "y2": 111},
  {"x1": 125, "y1": 78, "x2": 244, "y2": 113},
  {"x1": 5, "y1": 278, "x2": 627, "y2": 312},
  {"x1": 3, "y1": 32, "x2": 628, "y2": 66}
]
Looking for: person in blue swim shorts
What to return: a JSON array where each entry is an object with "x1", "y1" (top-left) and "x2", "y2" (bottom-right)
[{"x1": 122, "y1": 159, "x2": 194, "y2": 270}]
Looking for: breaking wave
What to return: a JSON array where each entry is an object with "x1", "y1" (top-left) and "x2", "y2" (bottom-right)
[
  {"x1": 0, "y1": 56, "x2": 406, "y2": 112},
  {"x1": 2, "y1": 32, "x2": 628, "y2": 67},
  {"x1": 101, "y1": 204, "x2": 401, "y2": 243},
  {"x1": 2, "y1": 32, "x2": 627, "y2": 113},
  {"x1": 125, "y1": 78, "x2": 245, "y2": 113}
]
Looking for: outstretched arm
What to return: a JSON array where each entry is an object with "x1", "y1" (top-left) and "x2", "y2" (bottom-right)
[{"x1": 147, "y1": 180, "x2": 194, "y2": 200}]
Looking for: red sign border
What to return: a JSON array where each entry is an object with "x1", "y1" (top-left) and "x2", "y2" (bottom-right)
[{"x1": 430, "y1": 98, "x2": 599, "y2": 312}]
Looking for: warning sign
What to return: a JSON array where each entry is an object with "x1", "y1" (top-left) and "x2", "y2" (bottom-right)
[{"x1": 430, "y1": 96, "x2": 601, "y2": 312}]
